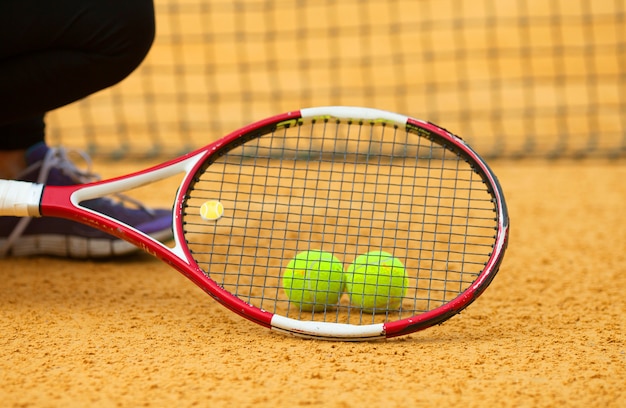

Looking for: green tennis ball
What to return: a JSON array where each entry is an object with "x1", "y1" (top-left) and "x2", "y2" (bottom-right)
[
  {"x1": 282, "y1": 250, "x2": 345, "y2": 311},
  {"x1": 345, "y1": 251, "x2": 408, "y2": 312}
]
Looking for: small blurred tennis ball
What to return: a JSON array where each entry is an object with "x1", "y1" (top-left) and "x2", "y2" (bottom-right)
[
  {"x1": 199, "y1": 200, "x2": 224, "y2": 221},
  {"x1": 282, "y1": 250, "x2": 345, "y2": 311},
  {"x1": 345, "y1": 251, "x2": 408, "y2": 312}
]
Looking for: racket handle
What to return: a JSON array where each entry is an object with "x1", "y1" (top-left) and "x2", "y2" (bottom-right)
[{"x1": 0, "y1": 180, "x2": 44, "y2": 217}]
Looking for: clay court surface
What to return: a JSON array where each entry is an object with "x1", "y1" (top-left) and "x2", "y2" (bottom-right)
[
  {"x1": 1, "y1": 159, "x2": 624, "y2": 407},
  {"x1": 1, "y1": 0, "x2": 625, "y2": 406}
]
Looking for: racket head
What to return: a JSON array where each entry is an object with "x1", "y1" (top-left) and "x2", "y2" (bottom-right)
[{"x1": 174, "y1": 106, "x2": 509, "y2": 340}]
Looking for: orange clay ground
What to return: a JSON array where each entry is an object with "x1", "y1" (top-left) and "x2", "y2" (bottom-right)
[{"x1": 1, "y1": 159, "x2": 624, "y2": 407}]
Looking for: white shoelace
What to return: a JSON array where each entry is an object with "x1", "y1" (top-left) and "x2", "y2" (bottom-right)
[{"x1": 1, "y1": 146, "x2": 154, "y2": 257}]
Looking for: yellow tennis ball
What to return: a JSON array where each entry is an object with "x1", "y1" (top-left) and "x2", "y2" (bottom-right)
[
  {"x1": 200, "y1": 200, "x2": 224, "y2": 221},
  {"x1": 345, "y1": 251, "x2": 408, "y2": 312},
  {"x1": 282, "y1": 250, "x2": 345, "y2": 312}
]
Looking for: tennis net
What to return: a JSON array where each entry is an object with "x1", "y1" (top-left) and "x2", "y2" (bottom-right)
[{"x1": 47, "y1": 0, "x2": 626, "y2": 159}]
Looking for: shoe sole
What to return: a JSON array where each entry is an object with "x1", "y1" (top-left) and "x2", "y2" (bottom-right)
[{"x1": 0, "y1": 229, "x2": 173, "y2": 258}]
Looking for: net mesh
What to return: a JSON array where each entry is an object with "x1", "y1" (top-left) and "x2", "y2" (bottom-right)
[{"x1": 47, "y1": 0, "x2": 626, "y2": 160}]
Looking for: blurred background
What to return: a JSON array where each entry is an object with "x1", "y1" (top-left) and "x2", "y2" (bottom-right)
[{"x1": 47, "y1": 0, "x2": 625, "y2": 160}]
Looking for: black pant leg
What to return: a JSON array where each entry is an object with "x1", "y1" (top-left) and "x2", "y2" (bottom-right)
[{"x1": 0, "y1": 0, "x2": 155, "y2": 149}]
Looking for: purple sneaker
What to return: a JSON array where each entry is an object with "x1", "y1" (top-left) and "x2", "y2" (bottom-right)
[{"x1": 0, "y1": 143, "x2": 172, "y2": 258}]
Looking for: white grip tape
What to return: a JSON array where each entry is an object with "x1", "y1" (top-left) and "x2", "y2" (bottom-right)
[{"x1": 0, "y1": 180, "x2": 44, "y2": 217}]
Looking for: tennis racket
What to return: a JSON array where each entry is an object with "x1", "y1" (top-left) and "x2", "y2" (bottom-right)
[{"x1": 0, "y1": 106, "x2": 509, "y2": 341}]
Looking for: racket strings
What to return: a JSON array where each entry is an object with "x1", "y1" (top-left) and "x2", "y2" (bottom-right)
[{"x1": 182, "y1": 119, "x2": 498, "y2": 325}]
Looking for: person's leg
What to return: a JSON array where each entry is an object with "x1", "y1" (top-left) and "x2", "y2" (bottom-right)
[
  {"x1": 0, "y1": 0, "x2": 155, "y2": 127},
  {"x1": 0, "y1": 116, "x2": 43, "y2": 178},
  {"x1": 0, "y1": 0, "x2": 171, "y2": 258},
  {"x1": 0, "y1": 0, "x2": 155, "y2": 176}
]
